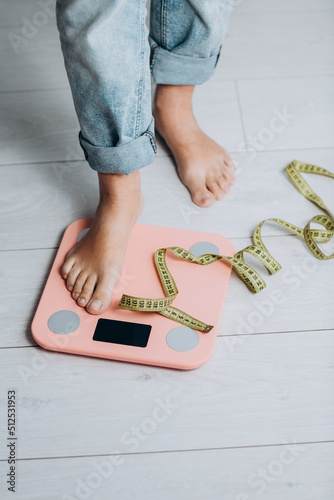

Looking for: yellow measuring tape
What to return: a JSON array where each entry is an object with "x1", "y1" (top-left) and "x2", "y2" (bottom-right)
[{"x1": 119, "y1": 161, "x2": 334, "y2": 333}]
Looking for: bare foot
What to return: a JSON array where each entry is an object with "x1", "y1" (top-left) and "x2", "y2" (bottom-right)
[
  {"x1": 153, "y1": 84, "x2": 235, "y2": 207},
  {"x1": 61, "y1": 170, "x2": 143, "y2": 314}
]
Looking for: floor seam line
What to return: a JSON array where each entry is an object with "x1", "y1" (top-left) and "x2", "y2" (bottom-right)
[{"x1": 1, "y1": 440, "x2": 332, "y2": 462}]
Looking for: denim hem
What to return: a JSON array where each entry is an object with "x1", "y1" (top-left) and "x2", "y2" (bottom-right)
[
  {"x1": 79, "y1": 119, "x2": 157, "y2": 174},
  {"x1": 150, "y1": 42, "x2": 220, "y2": 85}
]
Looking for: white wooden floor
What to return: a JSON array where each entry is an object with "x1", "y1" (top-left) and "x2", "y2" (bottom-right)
[{"x1": 1, "y1": 1, "x2": 334, "y2": 499}]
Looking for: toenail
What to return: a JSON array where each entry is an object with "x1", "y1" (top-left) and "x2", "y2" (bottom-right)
[
  {"x1": 68, "y1": 285, "x2": 73, "y2": 291},
  {"x1": 63, "y1": 273, "x2": 67, "y2": 279},
  {"x1": 73, "y1": 293, "x2": 79, "y2": 299},
  {"x1": 78, "y1": 298, "x2": 86, "y2": 304},
  {"x1": 87, "y1": 300, "x2": 102, "y2": 311},
  {"x1": 199, "y1": 194, "x2": 211, "y2": 203}
]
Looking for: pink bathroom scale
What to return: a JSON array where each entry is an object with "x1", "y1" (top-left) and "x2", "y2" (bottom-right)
[{"x1": 31, "y1": 218, "x2": 234, "y2": 370}]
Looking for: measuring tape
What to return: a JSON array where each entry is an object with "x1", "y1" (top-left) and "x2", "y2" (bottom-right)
[{"x1": 119, "y1": 161, "x2": 334, "y2": 333}]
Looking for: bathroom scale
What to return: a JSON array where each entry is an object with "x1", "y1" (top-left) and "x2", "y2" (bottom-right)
[{"x1": 31, "y1": 218, "x2": 234, "y2": 370}]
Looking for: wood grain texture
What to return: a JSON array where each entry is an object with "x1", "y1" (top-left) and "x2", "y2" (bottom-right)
[
  {"x1": 0, "y1": 81, "x2": 244, "y2": 165},
  {"x1": 1, "y1": 1, "x2": 334, "y2": 498},
  {"x1": 0, "y1": 25, "x2": 68, "y2": 92},
  {"x1": 0, "y1": 0, "x2": 56, "y2": 28},
  {"x1": 234, "y1": 0, "x2": 334, "y2": 14},
  {"x1": 0, "y1": 442, "x2": 333, "y2": 500},
  {"x1": 1, "y1": 149, "x2": 333, "y2": 250},
  {"x1": 237, "y1": 76, "x2": 334, "y2": 151},
  {"x1": 215, "y1": 10, "x2": 334, "y2": 80},
  {"x1": 0, "y1": 88, "x2": 80, "y2": 165},
  {"x1": 1, "y1": 330, "x2": 334, "y2": 460}
]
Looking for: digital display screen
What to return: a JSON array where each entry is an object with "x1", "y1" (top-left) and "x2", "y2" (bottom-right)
[{"x1": 93, "y1": 318, "x2": 151, "y2": 348}]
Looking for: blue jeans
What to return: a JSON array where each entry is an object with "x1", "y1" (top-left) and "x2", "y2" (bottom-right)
[{"x1": 56, "y1": 0, "x2": 233, "y2": 174}]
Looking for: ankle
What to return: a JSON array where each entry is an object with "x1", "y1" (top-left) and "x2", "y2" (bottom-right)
[
  {"x1": 154, "y1": 86, "x2": 200, "y2": 140},
  {"x1": 98, "y1": 170, "x2": 141, "y2": 203},
  {"x1": 154, "y1": 84, "x2": 194, "y2": 112}
]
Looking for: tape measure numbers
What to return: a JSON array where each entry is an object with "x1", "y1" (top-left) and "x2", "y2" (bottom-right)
[{"x1": 119, "y1": 161, "x2": 334, "y2": 333}]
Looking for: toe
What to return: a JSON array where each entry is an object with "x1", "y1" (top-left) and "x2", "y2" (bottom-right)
[
  {"x1": 217, "y1": 175, "x2": 230, "y2": 194},
  {"x1": 61, "y1": 257, "x2": 75, "y2": 280},
  {"x1": 184, "y1": 176, "x2": 216, "y2": 207},
  {"x1": 225, "y1": 157, "x2": 235, "y2": 170},
  {"x1": 72, "y1": 271, "x2": 88, "y2": 300},
  {"x1": 86, "y1": 279, "x2": 115, "y2": 314},
  {"x1": 66, "y1": 265, "x2": 81, "y2": 292},
  {"x1": 207, "y1": 178, "x2": 225, "y2": 201},
  {"x1": 224, "y1": 171, "x2": 235, "y2": 187},
  {"x1": 77, "y1": 276, "x2": 96, "y2": 307},
  {"x1": 193, "y1": 190, "x2": 216, "y2": 207},
  {"x1": 224, "y1": 159, "x2": 236, "y2": 180},
  {"x1": 221, "y1": 147, "x2": 234, "y2": 167},
  {"x1": 221, "y1": 165, "x2": 234, "y2": 184}
]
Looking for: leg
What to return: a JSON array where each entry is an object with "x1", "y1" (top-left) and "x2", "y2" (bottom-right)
[
  {"x1": 56, "y1": 0, "x2": 153, "y2": 314},
  {"x1": 150, "y1": 0, "x2": 235, "y2": 207}
]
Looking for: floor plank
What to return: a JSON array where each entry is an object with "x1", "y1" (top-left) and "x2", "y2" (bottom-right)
[
  {"x1": 0, "y1": 0, "x2": 56, "y2": 28},
  {"x1": 0, "y1": 25, "x2": 67, "y2": 92},
  {"x1": 1, "y1": 149, "x2": 333, "y2": 251},
  {"x1": 0, "y1": 88, "x2": 79, "y2": 165},
  {"x1": 1, "y1": 330, "x2": 334, "y2": 459},
  {"x1": 215, "y1": 10, "x2": 334, "y2": 80},
  {"x1": 237, "y1": 76, "x2": 334, "y2": 150},
  {"x1": 1, "y1": 0, "x2": 334, "y2": 498},
  {"x1": 0, "y1": 79, "x2": 244, "y2": 165},
  {"x1": 234, "y1": 0, "x2": 334, "y2": 14},
  {"x1": 0, "y1": 442, "x2": 333, "y2": 500},
  {"x1": 220, "y1": 234, "x2": 334, "y2": 336}
]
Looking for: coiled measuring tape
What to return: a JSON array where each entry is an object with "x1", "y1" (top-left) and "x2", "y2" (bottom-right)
[{"x1": 119, "y1": 161, "x2": 334, "y2": 333}]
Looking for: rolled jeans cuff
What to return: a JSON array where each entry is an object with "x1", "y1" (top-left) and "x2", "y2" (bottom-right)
[
  {"x1": 150, "y1": 41, "x2": 222, "y2": 85},
  {"x1": 79, "y1": 119, "x2": 157, "y2": 174}
]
